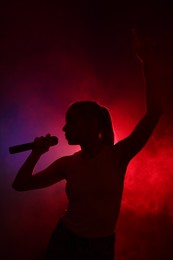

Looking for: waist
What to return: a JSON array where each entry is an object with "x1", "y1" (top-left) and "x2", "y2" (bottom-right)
[
  {"x1": 62, "y1": 213, "x2": 117, "y2": 238},
  {"x1": 57, "y1": 218, "x2": 116, "y2": 241}
]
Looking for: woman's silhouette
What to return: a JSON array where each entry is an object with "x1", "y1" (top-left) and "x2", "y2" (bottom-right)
[{"x1": 12, "y1": 31, "x2": 162, "y2": 259}]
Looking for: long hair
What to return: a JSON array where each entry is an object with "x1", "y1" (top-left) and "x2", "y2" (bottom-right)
[{"x1": 68, "y1": 101, "x2": 114, "y2": 146}]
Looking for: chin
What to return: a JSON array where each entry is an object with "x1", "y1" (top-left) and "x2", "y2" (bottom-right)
[{"x1": 67, "y1": 139, "x2": 79, "y2": 145}]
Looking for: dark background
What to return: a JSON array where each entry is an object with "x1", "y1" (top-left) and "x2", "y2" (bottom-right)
[{"x1": 1, "y1": 1, "x2": 173, "y2": 259}]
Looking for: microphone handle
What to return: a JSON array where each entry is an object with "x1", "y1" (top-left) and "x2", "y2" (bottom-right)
[
  {"x1": 9, "y1": 136, "x2": 58, "y2": 154},
  {"x1": 9, "y1": 142, "x2": 34, "y2": 154}
]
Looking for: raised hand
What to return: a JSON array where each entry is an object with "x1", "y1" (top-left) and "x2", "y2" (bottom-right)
[{"x1": 132, "y1": 28, "x2": 157, "y2": 64}]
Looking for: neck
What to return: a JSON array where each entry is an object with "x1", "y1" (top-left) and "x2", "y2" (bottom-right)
[{"x1": 80, "y1": 139, "x2": 104, "y2": 159}]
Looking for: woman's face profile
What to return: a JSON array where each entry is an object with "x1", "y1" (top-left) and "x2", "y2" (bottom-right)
[{"x1": 63, "y1": 108, "x2": 90, "y2": 145}]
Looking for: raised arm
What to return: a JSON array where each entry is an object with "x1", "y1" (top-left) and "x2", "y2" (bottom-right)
[
  {"x1": 12, "y1": 134, "x2": 67, "y2": 191},
  {"x1": 114, "y1": 29, "x2": 163, "y2": 162}
]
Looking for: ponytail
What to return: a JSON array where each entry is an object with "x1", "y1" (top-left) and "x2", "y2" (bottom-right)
[{"x1": 100, "y1": 107, "x2": 114, "y2": 146}]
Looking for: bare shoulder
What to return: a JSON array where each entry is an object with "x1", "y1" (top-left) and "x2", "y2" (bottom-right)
[
  {"x1": 50, "y1": 155, "x2": 72, "y2": 173},
  {"x1": 55, "y1": 155, "x2": 72, "y2": 164},
  {"x1": 112, "y1": 141, "x2": 124, "y2": 156},
  {"x1": 103, "y1": 144, "x2": 125, "y2": 164},
  {"x1": 112, "y1": 140, "x2": 132, "y2": 168}
]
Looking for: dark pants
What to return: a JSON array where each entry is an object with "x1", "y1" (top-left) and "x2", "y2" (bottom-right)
[{"x1": 45, "y1": 220, "x2": 115, "y2": 260}]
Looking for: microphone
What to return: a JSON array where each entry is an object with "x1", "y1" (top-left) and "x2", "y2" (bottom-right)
[{"x1": 9, "y1": 136, "x2": 58, "y2": 154}]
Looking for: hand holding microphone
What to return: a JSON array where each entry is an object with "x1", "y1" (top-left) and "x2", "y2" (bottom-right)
[
  {"x1": 9, "y1": 134, "x2": 58, "y2": 154},
  {"x1": 32, "y1": 134, "x2": 58, "y2": 155}
]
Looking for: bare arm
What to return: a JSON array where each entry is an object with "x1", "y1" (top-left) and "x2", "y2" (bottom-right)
[
  {"x1": 114, "y1": 30, "x2": 162, "y2": 162},
  {"x1": 12, "y1": 134, "x2": 68, "y2": 191}
]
